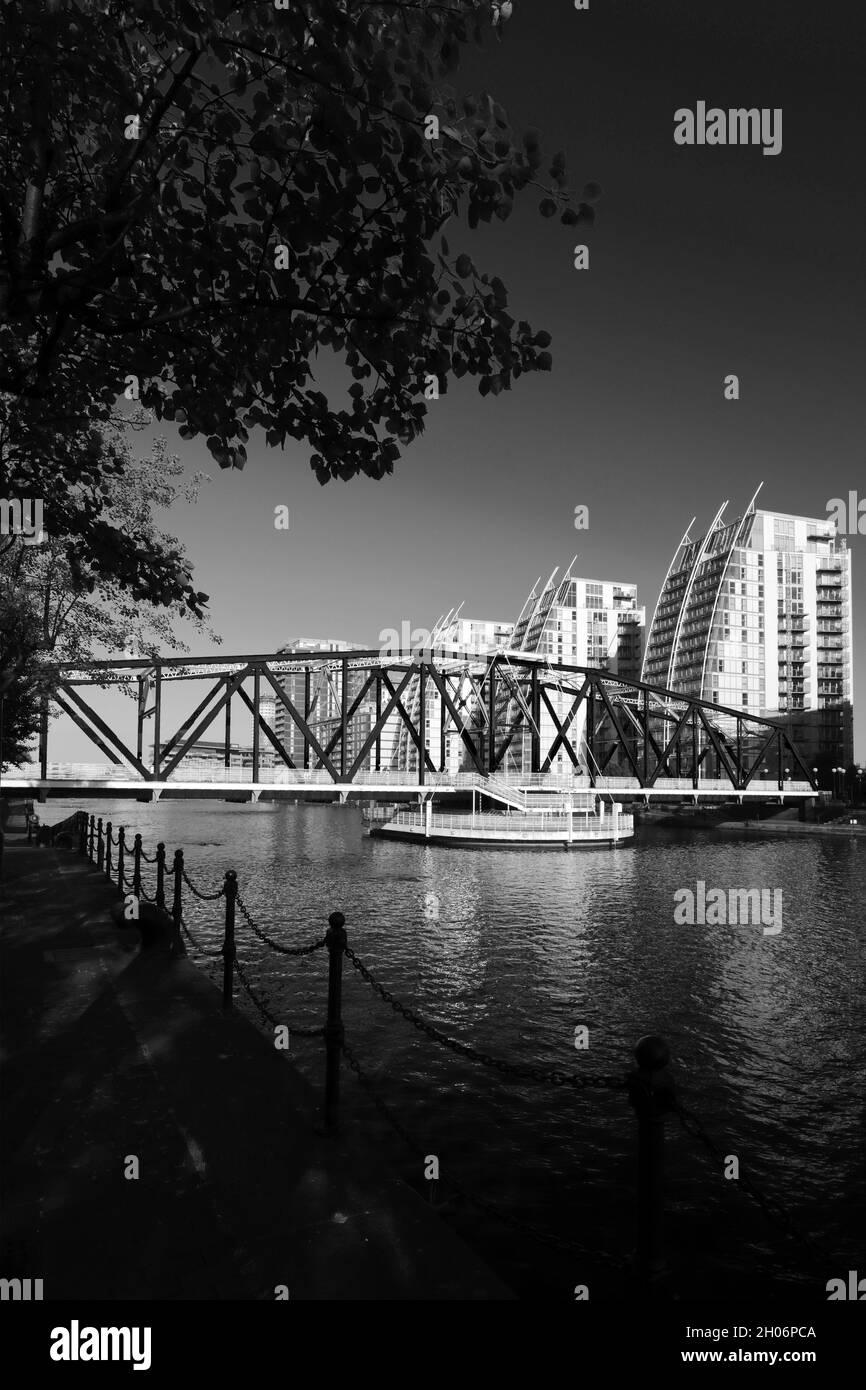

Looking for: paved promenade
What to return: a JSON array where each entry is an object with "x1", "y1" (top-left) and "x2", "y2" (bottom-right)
[{"x1": 0, "y1": 839, "x2": 513, "y2": 1300}]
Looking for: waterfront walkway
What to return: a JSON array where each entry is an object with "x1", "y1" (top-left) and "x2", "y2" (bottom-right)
[{"x1": 0, "y1": 840, "x2": 513, "y2": 1300}]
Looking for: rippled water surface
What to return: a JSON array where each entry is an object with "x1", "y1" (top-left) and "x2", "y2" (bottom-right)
[{"x1": 52, "y1": 798, "x2": 866, "y2": 1299}]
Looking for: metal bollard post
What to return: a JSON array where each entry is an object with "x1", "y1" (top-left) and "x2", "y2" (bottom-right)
[
  {"x1": 133, "y1": 834, "x2": 142, "y2": 896},
  {"x1": 96, "y1": 817, "x2": 104, "y2": 869},
  {"x1": 88, "y1": 815, "x2": 95, "y2": 861},
  {"x1": 117, "y1": 826, "x2": 126, "y2": 894},
  {"x1": 627, "y1": 1034, "x2": 675, "y2": 1286},
  {"x1": 324, "y1": 911, "x2": 347, "y2": 1134},
  {"x1": 105, "y1": 822, "x2": 112, "y2": 878},
  {"x1": 155, "y1": 843, "x2": 166, "y2": 911},
  {"x1": 221, "y1": 871, "x2": 238, "y2": 1014},
  {"x1": 171, "y1": 850, "x2": 185, "y2": 957}
]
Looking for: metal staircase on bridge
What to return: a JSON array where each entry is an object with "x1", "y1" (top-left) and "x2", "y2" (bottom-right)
[{"x1": 472, "y1": 773, "x2": 596, "y2": 814}]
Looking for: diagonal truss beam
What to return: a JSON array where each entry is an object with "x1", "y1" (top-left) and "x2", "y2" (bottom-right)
[
  {"x1": 321, "y1": 670, "x2": 377, "y2": 761},
  {"x1": 623, "y1": 692, "x2": 676, "y2": 782},
  {"x1": 781, "y1": 728, "x2": 819, "y2": 788},
  {"x1": 346, "y1": 668, "x2": 416, "y2": 780},
  {"x1": 646, "y1": 701, "x2": 693, "y2": 786},
  {"x1": 161, "y1": 666, "x2": 253, "y2": 780},
  {"x1": 160, "y1": 676, "x2": 226, "y2": 764},
  {"x1": 594, "y1": 680, "x2": 643, "y2": 783},
  {"x1": 261, "y1": 666, "x2": 338, "y2": 779},
  {"x1": 235, "y1": 685, "x2": 296, "y2": 771},
  {"x1": 379, "y1": 669, "x2": 437, "y2": 774},
  {"x1": 58, "y1": 682, "x2": 151, "y2": 779},
  {"x1": 741, "y1": 724, "x2": 779, "y2": 789},
  {"x1": 53, "y1": 690, "x2": 122, "y2": 766},
  {"x1": 539, "y1": 680, "x2": 588, "y2": 771},
  {"x1": 696, "y1": 705, "x2": 740, "y2": 787},
  {"x1": 425, "y1": 662, "x2": 485, "y2": 775},
  {"x1": 493, "y1": 663, "x2": 541, "y2": 769},
  {"x1": 41, "y1": 652, "x2": 820, "y2": 794}
]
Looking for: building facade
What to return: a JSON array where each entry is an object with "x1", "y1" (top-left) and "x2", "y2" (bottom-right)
[
  {"x1": 381, "y1": 563, "x2": 645, "y2": 777},
  {"x1": 389, "y1": 612, "x2": 515, "y2": 775},
  {"x1": 496, "y1": 561, "x2": 645, "y2": 775},
  {"x1": 273, "y1": 638, "x2": 371, "y2": 770},
  {"x1": 146, "y1": 691, "x2": 278, "y2": 775},
  {"x1": 642, "y1": 492, "x2": 854, "y2": 778}
]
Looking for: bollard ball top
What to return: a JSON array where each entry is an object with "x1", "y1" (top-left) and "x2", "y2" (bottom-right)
[
  {"x1": 329, "y1": 911, "x2": 346, "y2": 929},
  {"x1": 634, "y1": 1034, "x2": 670, "y2": 1072}
]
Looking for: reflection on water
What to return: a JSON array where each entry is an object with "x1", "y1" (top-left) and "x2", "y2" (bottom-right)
[{"x1": 52, "y1": 798, "x2": 866, "y2": 1299}]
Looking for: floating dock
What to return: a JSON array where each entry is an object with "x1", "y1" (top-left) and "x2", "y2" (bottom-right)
[{"x1": 367, "y1": 793, "x2": 633, "y2": 848}]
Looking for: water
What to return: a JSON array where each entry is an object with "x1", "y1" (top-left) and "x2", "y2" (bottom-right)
[{"x1": 50, "y1": 798, "x2": 866, "y2": 1300}]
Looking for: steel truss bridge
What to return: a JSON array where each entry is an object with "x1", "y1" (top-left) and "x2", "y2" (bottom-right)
[{"x1": 6, "y1": 649, "x2": 819, "y2": 803}]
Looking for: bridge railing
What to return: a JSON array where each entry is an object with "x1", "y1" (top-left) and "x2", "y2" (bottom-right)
[
  {"x1": 35, "y1": 808, "x2": 829, "y2": 1293},
  {"x1": 13, "y1": 763, "x2": 816, "y2": 797},
  {"x1": 382, "y1": 810, "x2": 634, "y2": 838}
]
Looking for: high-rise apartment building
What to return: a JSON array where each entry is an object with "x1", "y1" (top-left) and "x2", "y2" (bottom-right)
[
  {"x1": 389, "y1": 613, "x2": 515, "y2": 775},
  {"x1": 496, "y1": 560, "x2": 645, "y2": 774},
  {"x1": 383, "y1": 563, "x2": 645, "y2": 776},
  {"x1": 269, "y1": 565, "x2": 647, "y2": 780},
  {"x1": 273, "y1": 638, "x2": 369, "y2": 769},
  {"x1": 642, "y1": 490, "x2": 854, "y2": 776},
  {"x1": 257, "y1": 695, "x2": 276, "y2": 733}
]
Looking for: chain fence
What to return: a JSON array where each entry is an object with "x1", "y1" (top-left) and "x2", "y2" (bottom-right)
[
  {"x1": 234, "y1": 955, "x2": 325, "y2": 1039},
  {"x1": 344, "y1": 945, "x2": 628, "y2": 1093},
  {"x1": 236, "y1": 892, "x2": 327, "y2": 956},
  {"x1": 72, "y1": 809, "x2": 833, "y2": 1287},
  {"x1": 672, "y1": 1100, "x2": 829, "y2": 1265},
  {"x1": 181, "y1": 867, "x2": 225, "y2": 902},
  {"x1": 340, "y1": 1033, "x2": 628, "y2": 1270},
  {"x1": 179, "y1": 914, "x2": 224, "y2": 959},
  {"x1": 340, "y1": 949, "x2": 824, "y2": 1280}
]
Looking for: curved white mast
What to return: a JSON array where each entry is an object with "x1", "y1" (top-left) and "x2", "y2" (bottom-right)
[
  {"x1": 667, "y1": 500, "x2": 729, "y2": 691},
  {"x1": 641, "y1": 517, "x2": 696, "y2": 684},
  {"x1": 698, "y1": 483, "x2": 765, "y2": 700}
]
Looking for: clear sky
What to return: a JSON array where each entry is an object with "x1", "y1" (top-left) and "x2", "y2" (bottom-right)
[{"x1": 42, "y1": 0, "x2": 865, "y2": 764}]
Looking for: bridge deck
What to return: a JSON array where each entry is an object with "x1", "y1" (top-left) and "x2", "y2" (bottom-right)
[{"x1": 3, "y1": 770, "x2": 817, "y2": 802}]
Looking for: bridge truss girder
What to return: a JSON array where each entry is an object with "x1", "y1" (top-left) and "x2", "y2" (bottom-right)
[{"x1": 44, "y1": 650, "x2": 818, "y2": 793}]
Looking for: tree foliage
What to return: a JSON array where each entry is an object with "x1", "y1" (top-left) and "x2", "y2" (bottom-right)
[
  {"x1": 0, "y1": 594, "x2": 53, "y2": 770},
  {"x1": 1, "y1": 402, "x2": 211, "y2": 612},
  {"x1": 0, "y1": 414, "x2": 217, "y2": 769},
  {"x1": 0, "y1": 0, "x2": 598, "y2": 488}
]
